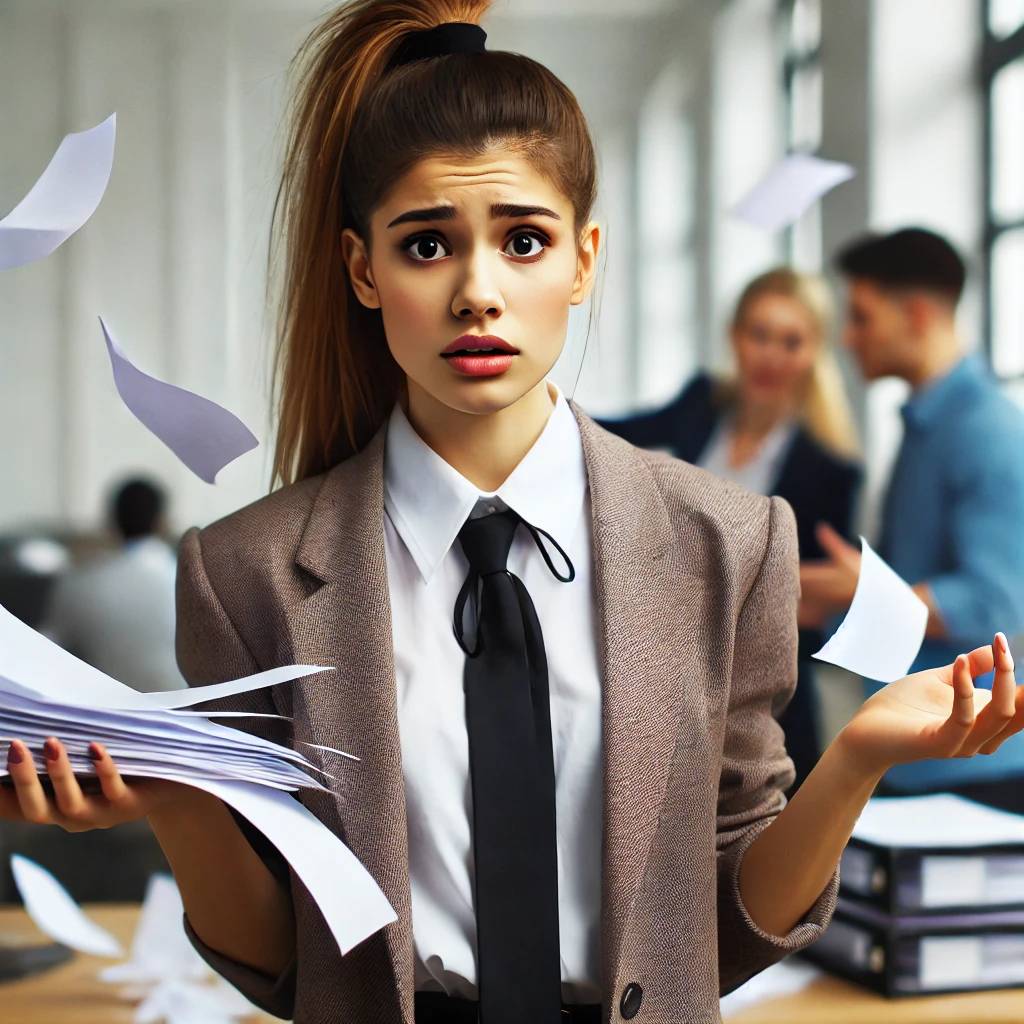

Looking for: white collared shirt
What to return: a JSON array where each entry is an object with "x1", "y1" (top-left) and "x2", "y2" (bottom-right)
[
  {"x1": 383, "y1": 383, "x2": 602, "y2": 1003},
  {"x1": 698, "y1": 415, "x2": 797, "y2": 496}
]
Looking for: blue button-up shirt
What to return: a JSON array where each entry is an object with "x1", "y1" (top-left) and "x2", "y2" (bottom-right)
[{"x1": 868, "y1": 356, "x2": 1024, "y2": 789}]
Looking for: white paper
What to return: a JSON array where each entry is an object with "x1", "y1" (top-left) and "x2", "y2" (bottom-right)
[
  {"x1": 134, "y1": 977, "x2": 253, "y2": 1024},
  {"x1": 921, "y1": 856, "x2": 987, "y2": 908},
  {"x1": 11, "y1": 854, "x2": 123, "y2": 957},
  {"x1": 812, "y1": 537, "x2": 928, "y2": 683},
  {"x1": 0, "y1": 603, "x2": 395, "y2": 958},
  {"x1": 719, "y1": 959, "x2": 822, "y2": 1018},
  {"x1": 101, "y1": 874, "x2": 259, "y2": 1023},
  {"x1": 192, "y1": 777, "x2": 397, "y2": 955},
  {"x1": 853, "y1": 793, "x2": 1024, "y2": 848},
  {"x1": 920, "y1": 936, "x2": 983, "y2": 989},
  {"x1": 0, "y1": 114, "x2": 116, "y2": 271},
  {"x1": 0, "y1": 681, "x2": 333, "y2": 791},
  {"x1": 0, "y1": 599, "x2": 328, "y2": 711},
  {"x1": 100, "y1": 317, "x2": 259, "y2": 485},
  {"x1": 100, "y1": 875, "x2": 208, "y2": 986},
  {"x1": 731, "y1": 153, "x2": 855, "y2": 231}
]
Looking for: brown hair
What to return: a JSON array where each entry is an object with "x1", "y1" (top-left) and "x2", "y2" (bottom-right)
[
  {"x1": 270, "y1": 0, "x2": 598, "y2": 486},
  {"x1": 728, "y1": 267, "x2": 860, "y2": 459}
]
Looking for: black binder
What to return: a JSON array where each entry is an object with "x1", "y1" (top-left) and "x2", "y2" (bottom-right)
[
  {"x1": 840, "y1": 835, "x2": 1024, "y2": 914},
  {"x1": 802, "y1": 897, "x2": 1024, "y2": 997}
]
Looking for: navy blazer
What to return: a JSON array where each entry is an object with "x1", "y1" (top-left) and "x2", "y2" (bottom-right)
[{"x1": 596, "y1": 374, "x2": 862, "y2": 561}]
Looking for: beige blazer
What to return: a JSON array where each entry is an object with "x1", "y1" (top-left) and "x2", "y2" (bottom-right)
[{"x1": 175, "y1": 403, "x2": 839, "y2": 1024}]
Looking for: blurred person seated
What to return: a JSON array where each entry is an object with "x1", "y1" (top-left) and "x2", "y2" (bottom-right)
[
  {"x1": 801, "y1": 227, "x2": 1024, "y2": 810},
  {"x1": 598, "y1": 268, "x2": 863, "y2": 792},
  {"x1": 44, "y1": 476, "x2": 185, "y2": 693}
]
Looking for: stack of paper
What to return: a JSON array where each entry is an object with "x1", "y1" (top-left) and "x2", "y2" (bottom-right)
[
  {"x1": 0, "y1": 601, "x2": 398, "y2": 956},
  {"x1": 0, "y1": 674, "x2": 333, "y2": 792}
]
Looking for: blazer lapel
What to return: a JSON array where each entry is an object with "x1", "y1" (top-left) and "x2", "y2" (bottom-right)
[
  {"x1": 289, "y1": 426, "x2": 415, "y2": 1023},
  {"x1": 572, "y1": 403, "x2": 708, "y2": 997}
]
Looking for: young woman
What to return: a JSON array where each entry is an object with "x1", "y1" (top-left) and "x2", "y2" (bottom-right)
[
  {"x1": 600, "y1": 269, "x2": 863, "y2": 792},
  {"x1": 3, "y1": 3, "x2": 1021, "y2": 1023}
]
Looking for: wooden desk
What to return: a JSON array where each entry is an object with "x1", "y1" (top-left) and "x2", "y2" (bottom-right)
[
  {"x1": 725, "y1": 968, "x2": 1024, "y2": 1023},
  {"x1": 5, "y1": 904, "x2": 1021, "y2": 1024},
  {"x1": 0, "y1": 904, "x2": 277, "y2": 1023}
]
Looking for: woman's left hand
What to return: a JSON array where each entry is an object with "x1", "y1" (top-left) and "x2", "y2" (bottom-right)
[{"x1": 837, "y1": 633, "x2": 1023, "y2": 778}]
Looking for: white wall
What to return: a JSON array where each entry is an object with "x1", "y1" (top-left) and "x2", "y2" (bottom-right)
[{"x1": 0, "y1": 0, "x2": 315, "y2": 535}]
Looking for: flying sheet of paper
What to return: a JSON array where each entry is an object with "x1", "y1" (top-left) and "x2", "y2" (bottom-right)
[
  {"x1": 812, "y1": 537, "x2": 928, "y2": 683},
  {"x1": 101, "y1": 874, "x2": 259, "y2": 1024},
  {"x1": 0, "y1": 600, "x2": 326, "y2": 711},
  {"x1": 99, "y1": 317, "x2": 258, "y2": 484},
  {"x1": 100, "y1": 875, "x2": 210, "y2": 986},
  {"x1": 0, "y1": 114, "x2": 116, "y2": 271},
  {"x1": 853, "y1": 794, "x2": 1024, "y2": 849},
  {"x1": 11, "y1": 854, "x2": 123, "y2": 958},
  {"x1": 134, "y1": 977, "x2": 254, "y2": 1024},
  {"x1": 190, "y1": 777, "x2": 397, "y2": 955},
  {"x1": 730, "y1": 153, "x2": 855, "y2": 231}
]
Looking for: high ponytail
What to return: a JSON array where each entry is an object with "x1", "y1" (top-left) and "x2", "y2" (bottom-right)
[{"x1": 270, "y1": 0, "x2": 598, "y2": 486}]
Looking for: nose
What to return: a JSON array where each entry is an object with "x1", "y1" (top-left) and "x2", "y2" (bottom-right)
[{"x1": 451, "y1": 252, "x2": 505, "y2": 321}]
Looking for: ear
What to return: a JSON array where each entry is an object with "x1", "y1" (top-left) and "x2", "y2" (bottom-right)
[
  {"x1": 570, "y1": 220, "x2": 601, "y2": 305},
  {"x1": 341, "y1": 227, "x2": 381, "y2": 310},
  {"x1": 903, "y1": 292, "x2": 932, "y2": 337}
]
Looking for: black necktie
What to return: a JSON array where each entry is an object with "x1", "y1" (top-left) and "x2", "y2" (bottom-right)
[{"x1": 454, "y1": 508, "x2": 573, "y2": 1024}]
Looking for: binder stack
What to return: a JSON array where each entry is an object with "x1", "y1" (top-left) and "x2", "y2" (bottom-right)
[{"x1": 802, "y1": 793, "x2": 1024, "y2": 996}]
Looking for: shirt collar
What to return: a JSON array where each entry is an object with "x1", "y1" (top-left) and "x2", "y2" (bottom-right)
[
  {"x1": 383, "y1": 382, "x2": 587, "y2": 583},
  {"x1": 901, "y1": 356, "x2": 982, "y2": 429}
]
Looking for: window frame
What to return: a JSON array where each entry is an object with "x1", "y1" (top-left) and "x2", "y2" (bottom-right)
[
  {"x1": 981, "y1": 0, "x2": 1024, "y2": 379},
  {"x1": 778, "y1": 0, "x2": 824, "y2": 266}
]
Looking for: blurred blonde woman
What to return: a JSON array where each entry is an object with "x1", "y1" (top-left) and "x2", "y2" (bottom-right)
[{"x1": 600, "y1": 267, "x2": 862, "y2": 790}]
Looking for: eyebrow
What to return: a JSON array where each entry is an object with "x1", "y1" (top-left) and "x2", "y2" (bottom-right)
[{"x1": 385, "y1": 203, "x2": 562, "y2": 228}]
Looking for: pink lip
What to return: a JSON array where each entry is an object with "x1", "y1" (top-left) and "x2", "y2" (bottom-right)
[
  {"x1": 445, "y1": 352, "x2": 516, "y2": 378},
  {"x1": 441, "y1": 334, "x2": 519, "y2": 355}
]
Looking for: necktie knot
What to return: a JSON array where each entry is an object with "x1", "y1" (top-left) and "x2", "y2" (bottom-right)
[{"x1": 457, "y1": 508, "x2": 521, "y2": 577}]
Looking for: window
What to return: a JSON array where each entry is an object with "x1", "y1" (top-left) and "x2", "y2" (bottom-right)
[
  {"x1": 983, "y1": 0, "x2": 1024, "y2": 377},
  {"x1": 779, "y1": 0, "x2": 823, "y2": 268}
]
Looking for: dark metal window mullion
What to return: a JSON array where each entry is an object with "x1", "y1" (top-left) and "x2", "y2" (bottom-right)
[{"x1": 981, "y1": 0, "x2": 1024, "y2": 378}]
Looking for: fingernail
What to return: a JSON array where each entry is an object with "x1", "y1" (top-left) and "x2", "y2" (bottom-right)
[
  {"x1": 43, "y1": 738, "x2": 60, "y2": 762},
  {"x1": 7, "y1": 743, "x2": 22, "y2": 765},
  {"x1": 997, "y1": 632, "x2": 1008, "y2": 653},
  {"x1": 88, "y1": 742, "x2": 103, "y2": 761}
]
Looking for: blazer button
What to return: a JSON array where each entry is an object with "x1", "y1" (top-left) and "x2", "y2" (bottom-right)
[{"x1": 619, "y1": 982, "x2": 643, "y2": 1019}]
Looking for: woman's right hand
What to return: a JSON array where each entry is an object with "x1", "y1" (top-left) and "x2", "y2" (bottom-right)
[{"x1": 1, "y1": 738, "x2": 194, "y2": 833}]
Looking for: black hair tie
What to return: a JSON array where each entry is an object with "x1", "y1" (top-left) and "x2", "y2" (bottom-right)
[{"x1": 387, "y1": 22, "x2": 487, "y2": 71}]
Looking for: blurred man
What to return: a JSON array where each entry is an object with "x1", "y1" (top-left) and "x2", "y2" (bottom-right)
[
  {"x1": 801, "y1": 227, "x2": 1024, "y2": 808},
  {"x1": 46, "y1": 477, "x2": 185, "y2": 692}
]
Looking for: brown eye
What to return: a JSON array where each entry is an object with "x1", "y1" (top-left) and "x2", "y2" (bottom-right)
[
  {"x1": 405, "y1": 235, "x2": 449, "y2": 262},
  {"x1": 504, "y1": 232, "x2": 547, "y2": 258}
]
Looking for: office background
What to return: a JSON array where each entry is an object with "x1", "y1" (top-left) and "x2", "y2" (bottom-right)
[{"x1": 0, "y1": 0, "x2": 1021, "y2": 735}]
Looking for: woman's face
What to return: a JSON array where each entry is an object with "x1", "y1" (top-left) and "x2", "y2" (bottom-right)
[
  {"x1": 342, "y1": 150, "x2": 599, "y2": 423},
  {"x1": 731, "y1": 292, "x2": 820, "y2": 412}
]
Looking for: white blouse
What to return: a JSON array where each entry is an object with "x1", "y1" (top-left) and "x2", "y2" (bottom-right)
[
  {"x1": 382, "y1": 382, "x2": 603, "y2": 1003},
  {"x1": 698, "y1": 415, "x2": 797, "y2": 496}
]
